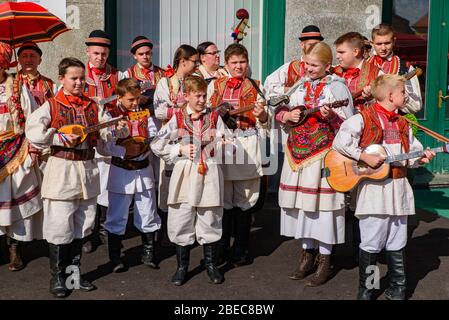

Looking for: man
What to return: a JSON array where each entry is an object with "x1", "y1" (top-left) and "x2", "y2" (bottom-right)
[
  {"x1": 18, "y1": 41, "x2": 55, "y2": 106},
  {"x1": 83, "y1": 30, "x2": 121, "y2": 253}
]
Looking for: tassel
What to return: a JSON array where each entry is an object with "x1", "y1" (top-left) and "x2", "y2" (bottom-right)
[{"x1": 198, "y1": 159, "x2": 208, "y2": 175}]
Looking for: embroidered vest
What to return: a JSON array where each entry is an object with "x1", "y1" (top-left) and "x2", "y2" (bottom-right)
[
  {"x1": 286, "y1": 60, "x2": 306, "y2": 88},
  {"x1": 359, "y1": 105, "x2": 410, "y2": 152},
  {"x1": 48, "y1": 93, "x2": 99, "y2": 146},
  {"x1": 84, "y1": 64, "x2": 119, "y2": 113},
  {"x1": 209, "y1": 77, "x2": 258, "y2": 129}
]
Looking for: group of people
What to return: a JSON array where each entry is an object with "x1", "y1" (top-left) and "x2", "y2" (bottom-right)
[{"x1": 0, "y1": 23, "x2": 436, "y2": 300}]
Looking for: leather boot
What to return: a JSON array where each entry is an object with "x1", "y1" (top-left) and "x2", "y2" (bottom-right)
[
  {"x1": 83, "y1": 204, "x2": 107, "y2": 253},
  {"x1": 357, "y1": 249, "x2": 378, "y2": 300},
  {"x1": 141, "y1": 232, "x2": 158, "y2": 269},
  {"x1": 306, "y1": 253, "x2": 332, "y2": 287},
  {"x1": 48, "y1": 243, "x2": 70, "y2": 298},
  {"x1": 157, "y1": 210, "x2": 173, "y2": 247},
  {"x1": 384, "y1": 249, "x2": 406, "y2": 300},
  {"x1": 289, "y1": 248, "x2": 315, "y2": 280},
  {"x1": 230, "y1": 208, "x2": 252, "y2": 266},
  {"x1": 171, "y1": 245, "x2": 190, "y2": 286},
  {"x1": 217, "y1": 209, "x2": 234, "y2": 265},
  {"x1": 107, "y1": 232, "x2": 126, "y2": 273},
  {"x1": 7, "y1": 238, "x2": 24, "y2": 271},
  {"x1": 70, "y1": 239, "x2": 96, "y2": 291},
  {"x1": 203, "y1": 242, "x2": 224, "y2": 284}
]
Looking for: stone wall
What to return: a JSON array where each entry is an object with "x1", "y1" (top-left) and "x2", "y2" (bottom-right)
[{"x1": 284, "y1": 0, "x2": 384, "y2": 64}]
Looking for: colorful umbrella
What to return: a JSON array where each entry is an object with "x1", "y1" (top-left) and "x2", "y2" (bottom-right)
[{"x1": 0, "y1": 1, "x2": 70, "y2": 48}]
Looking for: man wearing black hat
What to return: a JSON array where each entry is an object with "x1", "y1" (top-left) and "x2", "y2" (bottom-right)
[
  {"x1": 83, "y1": 29, "x2": 122, "y2": 254},
  {"x1": 18, "y1": 41, "x2": 55, "y2": 106}
]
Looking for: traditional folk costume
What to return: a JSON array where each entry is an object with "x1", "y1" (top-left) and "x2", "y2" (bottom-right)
[
  {"x1": 196, "y1": 64, "x2": 229, "y2": 84},
  {"x1": 275, "y1": 74, "x2": 354, "y2": 286},
  {"x1": 104, "y1": 104, "x2": 161, "y2": 270},
  {"x1": 368, "y1": 54, "x2": 422, "y2": 114},
  {"x1": 333, "y1": 60, "x2": 380, "y2": 112},
  {"x1": 332, "y1": 103, "x2": 424, "y2": 300},
  {"x1": 26, "y1": 89, "x2": 126, "y2": 297},
  {"x1": 151, "y1": 105, "x2": 229, "y2": 284},
  {"x1": 0, "y1": 42, "x2": 43, "y2": 272},
  {"x1": 83, "y1": 30, "x2": 122, "y2": 253},
  {"x1": 208, "y1": 75, "x2": 270, "y2": 266}
]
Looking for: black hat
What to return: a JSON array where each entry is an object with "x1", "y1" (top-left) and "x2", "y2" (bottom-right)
[
  {"x1": 363, "y1": 36, "x2": 372, "y2": 49},
  {"x1": 130, "y1": 36, "x2": 153, "y2": 54},
  {"x1": 18, "y1": 41, "x2": 42, "y2": 57},
  {"x1": 299, "y1": 25, "x2": 324, "y2": 41},
  {"x1": 85, "y1": 30, "x2": 111, "y2": 48}
]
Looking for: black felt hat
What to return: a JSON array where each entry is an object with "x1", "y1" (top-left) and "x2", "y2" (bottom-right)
[
  {"x1": 130, "y1": 36, "x2": 153, "y2": 54},
  {"x1": 299, "y1": 25, "x2": 324, "y2": 41}
]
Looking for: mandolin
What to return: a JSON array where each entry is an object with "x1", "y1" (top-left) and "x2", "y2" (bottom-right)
[
  {"x1": 118, "y1": 109, "x2": 151, "y2": 159},
  {"x1": 324, "y1": 143, "x2": 449, "y2": 192},
  {"x1": 283, "y1": 99, "x2": 350, "y2": 128},
  {"x1": 214, "y1": 101, "x2": 268, "y2": 129}
]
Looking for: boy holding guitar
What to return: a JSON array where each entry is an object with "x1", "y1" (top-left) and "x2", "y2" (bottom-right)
[
  {"x1": 104, "y1": 78, "x2": 161, "y2": 273},
  {"x1": 332, "y1": 74, "x2": 435, "y2": 300},
  {"x1": 275, "y1": 42, "x2": 354, "y2": 287},
  {"x1": 26, "y1": 57, "x2": 129, "y2": 298}
]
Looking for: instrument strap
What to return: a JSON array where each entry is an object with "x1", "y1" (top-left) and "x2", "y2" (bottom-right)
[{"x1": 401, "y1": 116, "x2": 449, "y2": 143}]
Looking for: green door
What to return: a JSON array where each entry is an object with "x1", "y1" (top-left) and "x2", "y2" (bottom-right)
[{"x1": 426, "y1": 0, "x2": 449, "y2": 173}]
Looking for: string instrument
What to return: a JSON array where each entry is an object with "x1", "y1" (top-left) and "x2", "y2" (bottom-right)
[
  {"x1": 231, "y1": 9, "x2": 250, "y2": 43},
  {"x1": 351, "y1": 67, "x2": 423, "y2": 100},
  {"x1": 324, "y1": 143, "x2": 449, "y2": 192},
  {"x1": 117, "y1": 110, "x2": 151, "y2": 159},
  {"x1": 98, "y1": 81, "x2": 153, "y2": 106},
  {"x1": 58, "y1": 115, "x2": 124, "y2": 145},
  {"x1": 283, "y1": 99, "x2": 350, "y2": 128}
]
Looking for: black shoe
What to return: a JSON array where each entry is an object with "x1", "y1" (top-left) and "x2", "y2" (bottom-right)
[
  {"x1": 171, "y1": 245, "x2": 190, "y2": 286},
  {"x1": 48, "y1": 243, "x2": 71, "y2": 298},
  {"x1": 384, "y1": 249, "x2": 407, "y2": 300},
  {"x1": 107, "y1": 232, "x2": 126, "y2": 273},
  {"x1": 141, "y1": 232, "x2": 158, "y2": 269},
  {"x1": 83, "y1": 205, "x2": 108, "y2": 253},
  {"x1": 203, "y1": 243, "x2": 224, "y2": 284},
  {"x1": 357, "y1": 249, "x2": 378, "y2": 300}
]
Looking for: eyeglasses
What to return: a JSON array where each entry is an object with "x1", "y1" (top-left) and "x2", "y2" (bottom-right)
[{"x1": 204, "y1": 50, "x2": 221, "y2": 56}]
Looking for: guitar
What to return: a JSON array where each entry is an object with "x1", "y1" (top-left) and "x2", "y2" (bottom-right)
[
  {"x1": 98, "y1": 81, "x2": 153, "y2": 106},
  {"x1": 324, "y1": 143, "x2": 449, "y2": 192},
  {"x1": 352, "y1": 67, "x2": 423, "y2": 100},
  {"x1": 117, "y1": 109, "x2": 151, "y2": 159},
  {"x1": 283, "y1": 99, "x2": 350, "y2": 128}
]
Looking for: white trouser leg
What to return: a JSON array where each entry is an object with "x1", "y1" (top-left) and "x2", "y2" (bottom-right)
[
  {"x1": 133, "y1": 188, "x2": 161, "y2": 234},
  {"x1": 318, "y1": 242, "x2": 333, "y2": 255},
  {"x1": 167, "y1": 203, "x2": 196, "y2": 246},
  {"x1": 195, "y1": 207, "x2": 223, "y2": 245},
  {"x1": 105, "y1": 193, "x2": 133, "y2": 235}
]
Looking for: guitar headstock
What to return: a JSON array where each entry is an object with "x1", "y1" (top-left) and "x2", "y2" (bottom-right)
[
  {"x1": 128, "y1": 109, "x2": 150, "y2": 120},
  {"x1": 268, "y1": 95, "x2": 290, "y2": 107}
]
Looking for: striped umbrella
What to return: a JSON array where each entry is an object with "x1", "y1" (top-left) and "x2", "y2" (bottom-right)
[{"x1": 0, "y1": 1, "x2": 70, "y2": 48}]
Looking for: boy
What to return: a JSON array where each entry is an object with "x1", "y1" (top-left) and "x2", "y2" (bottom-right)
[
  {"x1": 369, "y1": 23, "x2": 422, "y2": 114},
  {"x1": 208, "y1": 43, "x2": 270, "y2": 267},
  {"x1": 332, "y1": 74, "x2": 435, "y2": 300},
  {"x1": 151, "y1": 75, "x2": 230, "y2": 285},
  {"x1": 104, "y1": 78, "x2": 161, "y2": 272},
  {"x1": 26, "y1": 57, "x2": 128, "y2": 298},
  {"x1": 333, "y1": 32, "x2": 380, "y2": 111}
]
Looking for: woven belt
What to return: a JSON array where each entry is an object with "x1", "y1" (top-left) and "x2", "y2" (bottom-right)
[
  {"x1": 50, "y1": 147, "x2": 95, "y2": 161},
  {"x1": 390, "y1": 166, "x2": 408, "y2": 179},
  {"x1": 111, "y1": 156, "x2": 149, "y2": 170}
]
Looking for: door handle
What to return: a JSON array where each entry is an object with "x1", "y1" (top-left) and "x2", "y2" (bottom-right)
[{"x1": 438, "y1": 90, "x2": 449, "y2": 108}]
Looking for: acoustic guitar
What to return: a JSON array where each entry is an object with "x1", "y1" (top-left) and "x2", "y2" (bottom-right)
[
  {"x1": 283, "y1": 99, "x2": 350, "y2": 128},
  {"x1": 324, "y1": 143, "x2": 449, "y2": 192}
]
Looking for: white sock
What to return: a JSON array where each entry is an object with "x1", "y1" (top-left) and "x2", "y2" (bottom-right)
[{"x1": 319, "y1": 242, "x2": 333, "y2": 255}]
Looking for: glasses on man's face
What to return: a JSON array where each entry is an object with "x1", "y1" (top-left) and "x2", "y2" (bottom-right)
[{"x1": 204, "y1": 50, "x2": 221, "y2": 56}]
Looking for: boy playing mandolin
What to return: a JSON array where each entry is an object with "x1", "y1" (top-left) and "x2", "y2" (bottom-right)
[
  {"x1": 275, "y1": 42, "x2": 354, "y2": 287},
  {"x1": 26, "y1": 57, "x2": 129, "y2": 298},
  {"x1": 332, "y1": 74, "x2": 435, "y2": 300},
  {"x1": 104, "y1": 78, "x2": 161, "y2": 273}
]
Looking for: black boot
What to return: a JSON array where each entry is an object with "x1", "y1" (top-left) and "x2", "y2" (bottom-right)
[
  {"x1": 107, "y1": 232, "x2": 126, "y2": 273},
  {"x1": 385, "y1": 249, "x2": 406, "y2": 300},
  {"x1": 171, "y1": 245, "x2": 190, "y2": 286},
  {"x1": 141, "y1": 232, "x2": 158, "y2": 269},
  {"x1": 83, "y1": 205, "x2": 107, "y2": 253},
  {"x1": 157, "y1": 210, "x2": 173, "y2": 247},
  {"x1": 203, "y1": 242, "x2": 224, "y2": 284},
  {"x1": 351, "y1": 212, "x2": 360, "y2": 266},
  {"x1": 48, "y1": 243, "x2": 70, "y2": 298},
  {"x1": 70, "y1": 239, "x2": 96, "y2": 291},
  {"x1": 217, "y1": 209, "x2": 234, "y2": 265},
  {"x1": 7, "y1": 237, "x2": 24, "y2": 271},
  {"x1": 357, "y1": 249, "x2": 378, "y2": 300},
  {"x1": 231, "y1": 208, "x2": 252, "y2": 266}
]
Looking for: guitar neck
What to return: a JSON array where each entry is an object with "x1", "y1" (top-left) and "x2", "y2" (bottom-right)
[
  {"x1": 84, "y1": 116, "x2": 124, "y2": 134},
  {"x1": 228, "y1": 104, "x2": 256, "y2": 116},
  {"x1": 386, "y1": 146, "x2": 445, "y2": 163},
  {"x1": 98, "y1": 95, "x2": 118, "y2": 106},
  {"x1": 302, "y1": 101, "x2": 341, "y2": 116}
]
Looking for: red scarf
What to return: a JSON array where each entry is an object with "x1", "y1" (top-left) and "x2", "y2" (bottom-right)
[
  {"x1": 373, "y1": 102, "x2": 399, "y2": 122},
  {"x1": 343, "y1": 67, "x2": 360, "y2": 80},
  {"x1": 164, "y1": 64, "x2": 175, "y2": 78},
  {"x1": 226, "y1": 77, "x2": 243, "y2": 89},
  {"x1": 373, "y1": 55, "x2": 385, "y2": 68},
  {"x1": 66, "y1": 95, "x2": 85, "y2": 106}
]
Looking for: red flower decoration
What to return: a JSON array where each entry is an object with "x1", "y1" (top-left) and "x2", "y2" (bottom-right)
[{"x1": 164, "y1": 64, "x2": 175, "y2": 78}]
